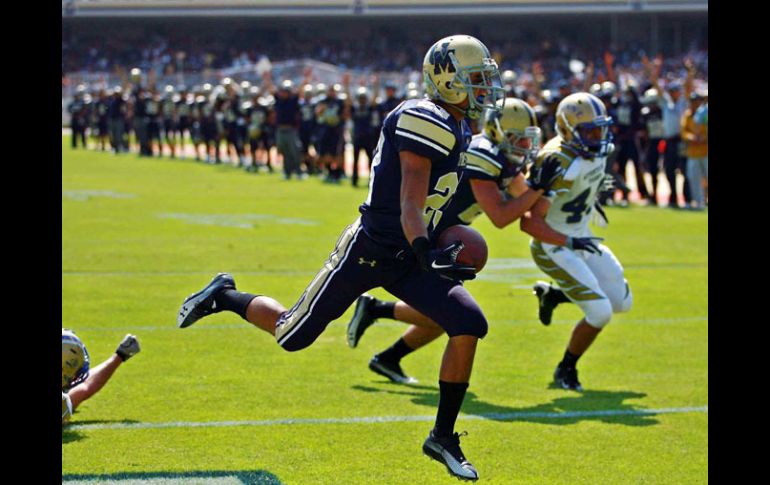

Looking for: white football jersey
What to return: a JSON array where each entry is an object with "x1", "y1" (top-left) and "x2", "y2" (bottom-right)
[{"x1": 535, "y1": 136, "x2": 607, "y2": 238}]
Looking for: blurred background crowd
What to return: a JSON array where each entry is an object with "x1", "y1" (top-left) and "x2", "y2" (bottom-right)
[{"x1": 62, "y1": 3, "x2": 708, "y2": 209}]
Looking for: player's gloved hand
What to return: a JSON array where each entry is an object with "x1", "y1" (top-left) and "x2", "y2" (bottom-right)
[
  {"x1": 527, "y1": 156, "x2": 565, "y2": 192},
  {"x1": 412, "y1": 237, "x2": 476, "y2": 281},
  {"x1": 565, "y1": 236, "x2": 604, "y2": 255},
  {"x1": 600, "y1": 173, "x2": 616, "y2": 192},
  {"x1": 116, "y1": 334, "x2": 141, "y2": 361}
]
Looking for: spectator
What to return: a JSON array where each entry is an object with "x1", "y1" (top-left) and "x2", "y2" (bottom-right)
[
  {"x1": 681, "y1": 91, "x2": 708, "y2": 210},
  {"x1": 644, "y1": 54, "x2": 695, "y2": 209}
]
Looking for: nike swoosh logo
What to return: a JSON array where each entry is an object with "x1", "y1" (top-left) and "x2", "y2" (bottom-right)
[{"x1": 431, "y1": 262, "x2": 453, "y2": 270}]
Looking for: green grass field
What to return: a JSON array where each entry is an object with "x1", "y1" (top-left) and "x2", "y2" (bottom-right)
[{"x1": 62, "y1": 139, "x2": 708, "y2": 484}]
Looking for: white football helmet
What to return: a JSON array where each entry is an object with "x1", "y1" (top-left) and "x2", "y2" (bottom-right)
[
  {"x1": 422, "y1": 35, "x2": 504, "y2": 119},
  {"x1": 62, "y1": 329, "x2": 90, "y2": 391},
  {"x1": 482, "y1": 97, "x2": 541, "y2": 166},
  {"x1": 555, "y1": 92, "x2": 614, "y2": 159}
]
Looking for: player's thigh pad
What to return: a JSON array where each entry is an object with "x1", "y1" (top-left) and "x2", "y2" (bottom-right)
[
  {"x1": 275, "y1": 219, "x2": 406, "y2": 351},
  {"x1": 530, "y1": 240, "x2": 613, "y2": 327},
  {"x1": 385, "y1": 270, "x2": 487, "y2": 338},
  {"x1": 585, "y1": 244, "x2": 632, "y2": 313},
  {"x1": 276, "y1": 219, "x2": 371, "y2": 351}
]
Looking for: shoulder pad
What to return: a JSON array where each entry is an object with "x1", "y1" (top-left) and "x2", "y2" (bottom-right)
[{"x1": 414, "y1": 99, "x2": 451, "y2": 120}]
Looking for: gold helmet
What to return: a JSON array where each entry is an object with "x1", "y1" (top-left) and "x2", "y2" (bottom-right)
[
  {"x1": 482, "y1": 97, "x2": 541, "y2": 165},
  {"x1": 422, "y1": 35, "x2": 504, "y2": 120},
  {"x1": 62, "y1": 329, "x2": 90, "y2": 390},
  {"x1": 555, "y1": 92, "x2": 614, "y2": 158}
]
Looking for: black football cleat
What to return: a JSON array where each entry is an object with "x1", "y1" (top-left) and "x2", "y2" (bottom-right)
[
  {"x1": 554, "y1": 364, "x2": 583, "y2": 392},
  {"x1": 368, "y1": 355, "x2": 418, "y2": 385},
  {"x1": 347, "y1": 293, "x2": 377, "y2": 348},
  {"x1": 177, "y1": 273, "x2": 236, "y2": 328},
  {"x1": 423, "y1": 430, "x2": 479, "y2": 482},
  {"x1": 533, "y1": 281, "x2": 559, "y2": 326}
]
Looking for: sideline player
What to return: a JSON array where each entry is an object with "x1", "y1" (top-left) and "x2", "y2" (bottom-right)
[
  {"x1": 177, "y1": 35, "x2": 503, "y2": 481},
  {"x1": 62, "y1": 329, "x2": 141, "y2": 424},
  {"x1": 522, "y1": 92, "x2": 633, "y2": 391}
]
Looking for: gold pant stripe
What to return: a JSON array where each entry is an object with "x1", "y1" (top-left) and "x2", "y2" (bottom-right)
[
  {"x1": 530, "y1": 240, "x2": 604, "y2": 302},
  {"x1": 276, "y1": 219, "x2": 362, "y2": 343}
]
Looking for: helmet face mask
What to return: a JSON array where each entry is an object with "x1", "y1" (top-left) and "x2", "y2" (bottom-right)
[
  {"x1": 483, "y1": 98, "x2": 541, "y2": 166},
  {"x1": 62, "y1": 329, "x2": 90, "y2": 390},
  {"x1": 555, "y1": 93, "x2": 614, "y2": 158},
  {"x1": 423, "y1": 35, "x2": 505, "y2": 120}
]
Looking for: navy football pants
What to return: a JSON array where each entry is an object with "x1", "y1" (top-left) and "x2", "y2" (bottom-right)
[{"x1": 275, "y1": 218, "x2": 488, "y2": 351}]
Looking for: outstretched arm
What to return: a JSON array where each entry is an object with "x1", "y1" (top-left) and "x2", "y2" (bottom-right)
[
  {"x1": 66, "y1": 354, "x2": 123, "y2": 411},
  {"x1": 66, "y1": 334, "x2": 140, "y2": 412},
  {"x1": 471, "y1": 175, "x2": 543, "y2": 229},
  {"x1": 520, "y1": 198, "x2": 569, "y2": 246}
]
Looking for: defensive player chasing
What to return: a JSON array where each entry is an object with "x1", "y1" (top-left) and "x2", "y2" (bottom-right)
[
  {"x1": 346, "y1": 98, "x2": 569, "y2": 384},
  {"x1": 177, "y1": 35, "x2": 504, "y2": 481},
  {"x1": 522, "y1": 92, "x2": 633, "y2": 391},
  {"x1": 62, "y1": 329, "x2": 141, "y2": 424}
]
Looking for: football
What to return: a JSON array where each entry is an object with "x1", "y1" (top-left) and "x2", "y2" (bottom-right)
[{"x1": 436, "y1": 225, "x2": 488, "y2": 273}]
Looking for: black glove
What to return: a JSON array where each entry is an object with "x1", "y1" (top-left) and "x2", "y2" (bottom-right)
[
  {"x1": 412, "y1": 237, "x2": 476, "y2": 281},
  {"x1": 600, "y1": 173, "x2": 615, "y2": 193},
  {"x1": 565, "y1": 236, "x2": 604, "y2": 255},
  {"x1": 527, "y1": 156, "x2": 565, "y2": 192},
  {"x1": 116, "y1": 334, "x2": 141, "y2": 361}
]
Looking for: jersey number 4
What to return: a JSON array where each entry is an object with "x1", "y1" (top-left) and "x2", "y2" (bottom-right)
[
  {"x1": 562, "y1": 188, "x2": 591, "y2": 223},
  {"x1": 423, "y1": 172, "x2": 459, "y2": 230}
]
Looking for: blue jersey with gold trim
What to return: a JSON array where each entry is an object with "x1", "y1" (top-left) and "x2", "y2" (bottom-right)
[
  {"x1": 359, "y1": 99, "x2": 471, "y2": 249},
  {"x1": 434, "y1": 134, "x2": 523, "y2": 236}
]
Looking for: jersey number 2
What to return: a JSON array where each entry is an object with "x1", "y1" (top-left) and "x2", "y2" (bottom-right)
[{"x1": 423, "y1": 172, "x2": 459, "y2": 229}]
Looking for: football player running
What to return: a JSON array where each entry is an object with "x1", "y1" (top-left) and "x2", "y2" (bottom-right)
[
  {"x1": 177, "y1": 35, "x2": 503, "y2": 481},
  {"x1": 62, "y1": 329, "x2": 141, "y2": 424},
  {"x1": 346, "y1": 97, "x2": 567, "y2": 384},
  {"x1": 522, "y1": 92, "x2": 633, "y2": 391}
]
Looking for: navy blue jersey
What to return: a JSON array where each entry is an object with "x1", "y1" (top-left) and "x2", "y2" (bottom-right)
[
  {"x1": 351, "y1": 101, "x2": 377, "y2": 139},
  {"x1": 274, "y1": 94, "x2": 300, "y2": 126},
  {"x1": 435, "y1": 134, "x2": 523, "y2": 236},
  {"x1": 359, "y1": 98, "x2": 472, "y2": 249}
]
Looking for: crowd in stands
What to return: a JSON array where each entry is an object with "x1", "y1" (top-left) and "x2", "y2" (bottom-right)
[{"x1": 64, "y1": 23, "x2": 707, "y2": 209}]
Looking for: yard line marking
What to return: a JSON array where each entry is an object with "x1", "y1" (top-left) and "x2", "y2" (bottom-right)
[
  {"x1": 67, "y1": 405, "x2": 707, "y2": 431},
  {"x1": 62, "y1": 270, "x2": 316, "y2": 276},
  {"x1": 70, "y1": 316, "x2": 708, "y2": 333},
  {"x1": 61, "y1": 262, "x2": 706, "y2": 277}
]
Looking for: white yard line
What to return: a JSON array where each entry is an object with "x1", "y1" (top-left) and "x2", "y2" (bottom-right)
[{"x1": 67, "y1": 405, "x2": 707, "y2": 431}]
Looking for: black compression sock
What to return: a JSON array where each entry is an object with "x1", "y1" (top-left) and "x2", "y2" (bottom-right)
[
  {"x1": 433, "y1": 381, "x2": 470, "y2": 437},
  {"x1": 376, "y1": 338, "x2": 414, "y2": 363},
  {"x1": 215, "y1": 289, "x2": 258, "y2": 320},
  {"x1": 370, "y1": 300, "x2": 396, "y2": 320},
  {"x1": 560, "y1": 350, "x2": 581, "y2": 368}
]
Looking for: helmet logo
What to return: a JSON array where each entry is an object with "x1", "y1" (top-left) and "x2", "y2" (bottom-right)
[{"x1": 431, "y1": 42, "x2": 457, "y2": 75}]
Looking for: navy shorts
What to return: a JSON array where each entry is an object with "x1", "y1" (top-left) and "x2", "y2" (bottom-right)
[
  {"x1": 275, "y1": 218, "x2": 488, "y2": 351},
  {"x1": 318, "y1": 129, "x2": 343, "y2": 157}
]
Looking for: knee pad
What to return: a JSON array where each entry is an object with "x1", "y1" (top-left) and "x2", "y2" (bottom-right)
[
  {"x1": 581, "y1": 299, "x2": 613, "y2": 329},
  {"x1": 612, "y1": 280, "x2": 633, "y2": 313},
  {"x1": 446, "y1": 310, "x2": 488, "y2": 339}
]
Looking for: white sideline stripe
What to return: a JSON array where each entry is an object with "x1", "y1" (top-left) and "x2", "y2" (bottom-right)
[
  {"x1": 67, "y1": 406, "x2": 707, "y2": 431},
  {"x1": 63, "y1": 478, "x2": 242, "y2": 485},
  {"x1": 72, "y1": 316, "x2": 708, "y2": 333}
]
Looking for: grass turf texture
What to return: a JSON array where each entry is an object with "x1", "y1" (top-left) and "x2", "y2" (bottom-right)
[{"x1": 62, "y1": 140, "x2": 707, "y2": 484}]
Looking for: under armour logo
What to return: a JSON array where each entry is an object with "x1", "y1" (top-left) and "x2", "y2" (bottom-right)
[{"x1": 358, "y1": 257, "x2": 377, "y2": 267}]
